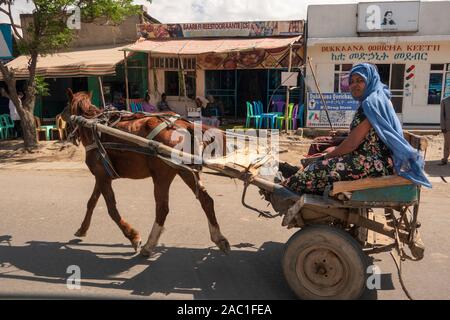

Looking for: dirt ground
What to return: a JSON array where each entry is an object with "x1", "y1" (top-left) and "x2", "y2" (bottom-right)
[
  {"x1": 0, "y1": 140, "x2": 84, "y2": 163},
  {"x1": 0, "y1": 132, "x2": 445, "y2": 166}
]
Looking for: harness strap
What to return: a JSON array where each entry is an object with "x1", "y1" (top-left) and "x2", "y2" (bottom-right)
[
  {"x1": 92, "y1": 125, "x2": 121, "y2": 179},
  {"x1": 146, "y1": 116, "x2": 180, "y2": 140},
  {"x1": 146, "y1": 121, "x2": 169, "y2": 140}
]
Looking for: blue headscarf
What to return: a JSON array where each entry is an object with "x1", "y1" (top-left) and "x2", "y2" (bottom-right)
[{"x1": 349, "y1": 63, "x2": 431, "y2": 188}]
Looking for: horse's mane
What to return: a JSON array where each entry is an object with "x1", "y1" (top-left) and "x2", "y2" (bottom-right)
[{"x1": 70, "y1": 92, "x2": 102, "y2": 119}]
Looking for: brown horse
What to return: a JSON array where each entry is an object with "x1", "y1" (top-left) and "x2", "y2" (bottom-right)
[{"x1": 62, "y1": 89, "x2": 230, "y2": 257}]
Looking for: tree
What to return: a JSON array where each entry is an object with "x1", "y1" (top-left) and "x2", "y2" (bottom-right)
[{"x1": 0, "y1": 0, "x2": 149, "y2": 150}]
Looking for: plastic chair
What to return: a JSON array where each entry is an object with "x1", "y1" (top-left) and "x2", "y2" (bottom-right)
[
  {"x1": 34, "y1": 116, "x2": 47, "y2": 141},
  {"x1": 0, "y1": 115, "x2": 13, "y2": 139},
  {"x1": 245, "y1": 101, "x2": 261, "y2": 128},
  {"x1": 253, "y1": 100, "x2": 277, "y2": 128},
  {"x1": 276, "y1": 103, "x2": 294, "y2": 129},
  {"x1": 296, "y1": 104, "x2": 305, "y2": 128},
  {"x1": 130, "y1": 99, "x2": 143, "y2": 112},
  {"x1": 50, "y1": 114, "x2": 67, "y2": 140},
  {"x1": 290, "y1": 104, "x2": 299, "y2": 130},
  {"x1": 3, "y1": 114, "x2": 15, "y2": 138},
  {"x1": 0, "y1": 115, "x2": 7, "y2": 140},
  {"x1": 272, "y1": 101, "x2": 285, "y2": 116}
]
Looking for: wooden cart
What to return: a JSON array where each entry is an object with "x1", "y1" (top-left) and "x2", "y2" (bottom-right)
[{"x1": 72, "y1": 115, "x2": 427, "y2": 300}]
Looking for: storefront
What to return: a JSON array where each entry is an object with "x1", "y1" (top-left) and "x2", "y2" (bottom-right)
[
  {"x1": 125, "y1": 20, "x2": 305, "y2": 120},
  {"x1": 306, "y1": 1, "x2": 450, "y2": 127},
  {"x1": 3, "y1": 45, "x2": 148, "y2": 120},
  {"x1": 307, "y1": 38, "x2": 450, "y2": 125}
]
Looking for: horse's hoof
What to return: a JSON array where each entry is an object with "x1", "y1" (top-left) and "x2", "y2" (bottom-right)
[
  {"x1": 132, "y1": 239, "x2": 142, "y2": 253},
  {"x1": 140, "y1": 246, "x2": 152, "y2": 257},
  {"x1": 74, "y1": 229, "x2": 86, "y2": 237},
  {"x1": 217, "y1": 239, "x2": 231, "y2": 254}
]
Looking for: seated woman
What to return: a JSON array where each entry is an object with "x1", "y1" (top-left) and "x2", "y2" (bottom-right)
[
  {"x1": 282, "y1": 63, "x2": 431, "y2": 195},
  {"x1": 141, "y1": 91, "x2": 158, "y2": 113}
]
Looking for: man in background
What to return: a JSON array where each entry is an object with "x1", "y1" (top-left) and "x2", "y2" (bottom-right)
[
  {"x1": 440, "y1": 94, "x2": 450, "y2": 165},
  {"x1": 8, "y1": 91, "x2": 23, "y2": 138},
  {"x1": 157, "y1": 93, "x2": 172, "y2": 112}
]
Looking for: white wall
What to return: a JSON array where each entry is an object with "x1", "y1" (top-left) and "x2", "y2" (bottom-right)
[
  {"x1": 148, "y1": 68, "x2": 197, "y2": 116},
  {"x1": 306, "y1": 1, "x2": 450, "y2": 125},
  {"x1": 308, "y1": 1, "x2": 450, "y2": 38}
]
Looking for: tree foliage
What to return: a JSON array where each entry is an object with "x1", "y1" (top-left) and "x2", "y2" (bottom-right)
[{"x1": 0, "y1": 0, "x2": 150, "y2": 149}]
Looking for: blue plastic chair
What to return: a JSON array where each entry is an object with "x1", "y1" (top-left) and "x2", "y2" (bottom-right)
[
  {"x1": 253, "y1": 101, "x2": 277, "y2": 128},
  {"x1": 297, "y1": 104, "x2": 305, "y2": 128},
  {"x1": 2, "y1": 114, "x2": 15, "y2": 138}
]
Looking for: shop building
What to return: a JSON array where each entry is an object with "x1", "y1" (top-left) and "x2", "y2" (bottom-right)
[
  {"x1": 305, "y1": 1, "x2": 450, "y2": 127},
  {"x1": 125, "y1": 20, "x2": 305, "y2": 119}
]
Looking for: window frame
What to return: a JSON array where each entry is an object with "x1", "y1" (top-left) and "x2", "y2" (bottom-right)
[
  {"x1": 164, "y1": 70, "x2": 196, "y2": 97},
  {"x1": 428, "y1": 63, "x2": 450, "y2": 105}
]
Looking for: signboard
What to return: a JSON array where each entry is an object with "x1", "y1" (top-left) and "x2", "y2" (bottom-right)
[
  {"x1": 320, "y1": 42, "x2": 442, "y2": 63},
  {"x1": 0, "y1": 24, "x2": 13, "y2": 60},
  {"x1": 357, "y1": 1, "x2": 420, "y2": 33},
  {"x1": 281, "y1": 72, "x2": 298, "y2": 87},
  {"x1": 306, "y1": 93, "x2": 359, "y2": 128},
  {"x1": 137, "y1": 20, "x2": 304, "y2": 39}
]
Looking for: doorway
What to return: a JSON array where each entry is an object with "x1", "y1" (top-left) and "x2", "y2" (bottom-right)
[{"x1": 237, "y1": 69, "x2": 267, "y2": 118}]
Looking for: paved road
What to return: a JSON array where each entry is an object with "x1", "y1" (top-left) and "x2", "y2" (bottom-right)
[{"x1": 0, "y1": 166, "x2": 449, "y2": 299}]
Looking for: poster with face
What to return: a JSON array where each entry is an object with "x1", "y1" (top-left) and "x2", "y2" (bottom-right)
[{"x1": 357, "y1": 1, "x2": 419, "y2": 32}]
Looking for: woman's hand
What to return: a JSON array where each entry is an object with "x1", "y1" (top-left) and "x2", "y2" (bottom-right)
[{"x1": 324, "y1": 119, "x2": 372, "y2": 159}]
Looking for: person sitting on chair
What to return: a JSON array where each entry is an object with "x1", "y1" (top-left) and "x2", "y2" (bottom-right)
[
  {"x1": 279, "y1": 63, "x2": 431, "y2": 196},
  {"x1": 141, "y1": 91, "x2": 158, "y2": 113},
  {"x1": 157, "y1": 93, "x2": 172, "y2": 112}
]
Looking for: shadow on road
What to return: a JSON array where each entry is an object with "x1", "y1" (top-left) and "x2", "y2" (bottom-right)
[
  {"x1": 0, "y1": 237, "x2": 380, "y2": 300},
  {"x1": 425, "y1": 160, "x2": 450, "y2": 180}
]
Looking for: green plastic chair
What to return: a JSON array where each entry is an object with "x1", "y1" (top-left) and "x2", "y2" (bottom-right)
[
  {"x1": 0, "y1": 114, "x2": 14, "y2": 139},
  {"x1": 0, "y1": 115, "x2": 6, "y2": 140},
  {"x1": 245, "y1": 101, "x2": 261, "y2": 128},
  {"x1": 276, "y1": 103, "x2": 294, "y2": 129},
  {"x1": 2, "y1": 114, "x2": 15, "y2": 138}
]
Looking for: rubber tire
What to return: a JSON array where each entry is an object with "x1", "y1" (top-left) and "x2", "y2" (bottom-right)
[{"x1": 282, "y1": 225, "x2": 369, "y2": 300}]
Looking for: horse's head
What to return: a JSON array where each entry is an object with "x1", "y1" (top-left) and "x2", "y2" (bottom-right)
[{"x1": 62, "y1": 88, "x2": 101, "y2": 146}]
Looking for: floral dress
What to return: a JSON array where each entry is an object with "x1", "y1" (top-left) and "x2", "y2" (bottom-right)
[{"x1": 285, "y1": 107, "x2": 394, "y2": 195}]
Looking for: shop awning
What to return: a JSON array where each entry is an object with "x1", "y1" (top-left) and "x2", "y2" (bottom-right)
[
  {"x1": 122, "y1": 36, "x2": 302, "y2": 55},
  {"x1": 2, "y1": 44, "x2": 131, "y2": 79}
]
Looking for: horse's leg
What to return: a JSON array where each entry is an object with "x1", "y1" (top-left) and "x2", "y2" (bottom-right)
[
  {"x1": 74, "y1": 179, "x2": 101, "y2": 237},
  {"x1": 140, "y1": 170, "x2": 176, "y2": 257},
  {"x1": 100, "y1": 178, "x2": 141, "y2": 252},
  {"x1": 178, "y1": 171, "x2": 230, "y2": 253}
]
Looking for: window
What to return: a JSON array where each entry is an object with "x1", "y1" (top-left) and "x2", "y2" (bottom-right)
[
  {"x1": 151, "y1": 57, "x2": 196, "y2": 70},
  {"x1": 333, "y1": 64, "x2": 352, "y2": 93},
  {"x1": 205, "y1": 70, "x2": 237, "y2": 117},
  {"x1": 164, "y1": 71, "x2": 196, "y2": 98},
  {"x1": 428, "y1": 64, "x2": 450, "y2": 104}
]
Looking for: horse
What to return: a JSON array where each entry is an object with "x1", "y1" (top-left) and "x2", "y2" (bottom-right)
[{"x1": 61, "y1": 89, "x2": 230, "y2": 257}]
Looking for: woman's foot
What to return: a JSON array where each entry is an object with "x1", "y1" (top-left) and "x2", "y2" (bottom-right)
[{"x1": 279, "y1": 162, "x2": 300, "y2": 179}]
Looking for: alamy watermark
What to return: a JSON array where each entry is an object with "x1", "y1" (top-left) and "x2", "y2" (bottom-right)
[
  {"x1": 169, "y1": 124, "x2": 280, "y2": 177},
  {"x1": 66, "y1": 265, "x2": 81, "y2": 290},
  {"x1": 67, "y1": 6, "x2": 81, "y2": 30},
  {"x1": 365, "y1": 5, "x2": 382, "y2": 30}
]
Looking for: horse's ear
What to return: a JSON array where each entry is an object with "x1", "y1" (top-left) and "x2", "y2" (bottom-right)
[
  {"x1": 67, "y1": 88, "x2": 74, "y2": 101},
  {"x1": 88, "y1": 91, "x2": 93, "y2": 99}
]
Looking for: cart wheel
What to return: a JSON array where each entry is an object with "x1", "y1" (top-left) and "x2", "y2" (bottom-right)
[{"x1": 282, "y1": 225, "x2": 369, "y2": 300}]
